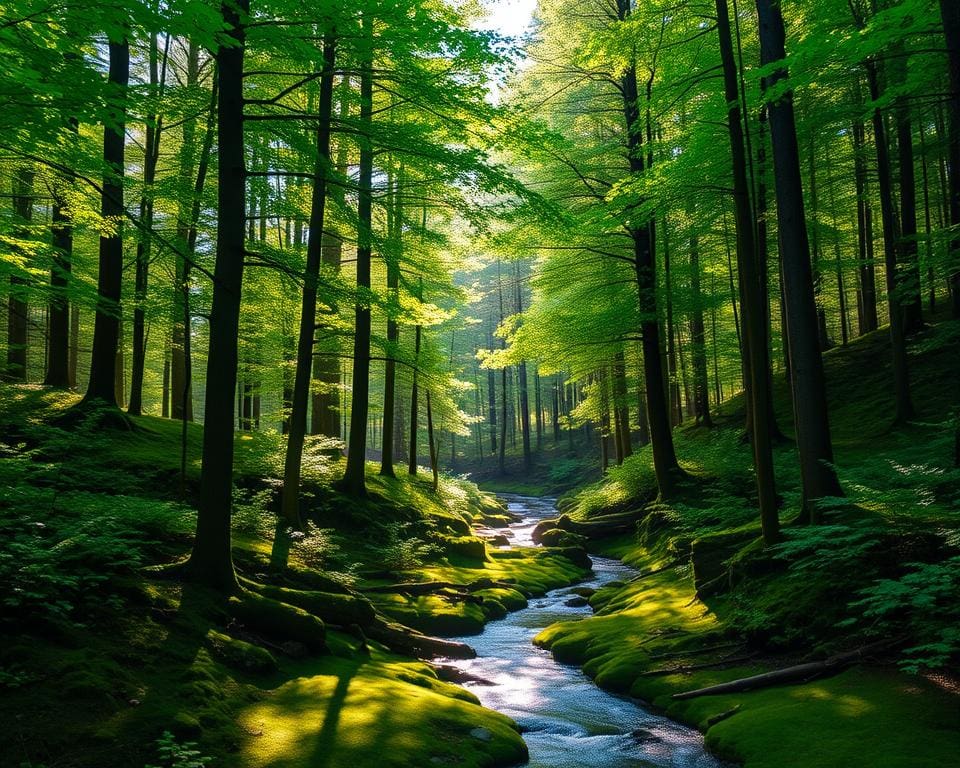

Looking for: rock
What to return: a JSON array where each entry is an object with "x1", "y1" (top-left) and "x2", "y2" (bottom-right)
[
  {"x1": 564, "y1": 597, "x2": 589, "y2": 607},
  {"x1": 470, "y1": 727, "x2": 493, "y2": 742},
  {"x1": 631, "y1": 728, "x2": 660, "y2": 743},
  {"x1": 484, "y1": 534, "x2": 510, "y2": 546},
  {"x1": 279, "y1": 641, "x2": 309, "y2": 658}
]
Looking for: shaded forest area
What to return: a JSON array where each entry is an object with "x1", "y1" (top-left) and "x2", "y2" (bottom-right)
[{"x1": 1, "y1": 0, "x2": 959, "y2": 767}]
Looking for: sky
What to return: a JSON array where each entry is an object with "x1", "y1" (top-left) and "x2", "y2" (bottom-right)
[{"x1": 479, "y1": 0, "x2": 537, "y2": 39}]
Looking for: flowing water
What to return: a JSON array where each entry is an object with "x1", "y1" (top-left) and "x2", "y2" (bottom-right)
[{"x1": 448, "y1": 495, "x2": 727, "y2": 768}]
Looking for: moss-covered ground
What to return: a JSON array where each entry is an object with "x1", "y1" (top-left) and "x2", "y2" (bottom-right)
[
  {"x1": 0, "y1": 386, "x2": 587, "y2": 768},
  {"x1": 531, "y1": 314, "x2": 960, "y2": 767}
]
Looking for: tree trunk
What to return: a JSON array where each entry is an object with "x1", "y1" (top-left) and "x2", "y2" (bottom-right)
[
  {"x1": 718, "y1": 0, "x2": 779, "y2": 544},
  {"x1": 894, "y1": 69, "x2": 924, "y2": 334},
  {"x1": 129, "y1": 33, "x2": 165, "y2": 415},
  {"x1": 172, "y1": 41, "x2": 201, "y2": 422},
  {"x1": 280, "y1": 31, "x2": 336, "y2": 527},
  {"x1": 867, "y1": 60, "x2": 914, "y2": 424},
  {"x1": 426, "y1": 390, "x2": 439, "y2": 491},
  {"x1": 939, "y1": 0, "x2": 960, "y2": 317},
  {"x1": 408, "y1": 313, "x2": 422, "y2": 475},
  {"x1": 690, "y1": 230, "x2": 712, "y2": 426},
  {"x1": 188, "y1": 0, "x2": 247, "y2": 592},
  {"x1": 515, "y1": 264, "x2": 532, "y2": 471},
  {"x1": 46, "y1": 120, "x2": 77, "y2": 389},
  {"x1": 342, "y1": 14, "x2": 375, "y2": 496},
  {"x1": 616, "y1": 0, "x2": 679, "y2": 497},
  {"x1": 83, "y1": 35, "x2": 129, "y2": 407},
  {"x1": 852, "y1": 101, "x2": 879, "y2": 334},
  {"x1": 6, "y1": 167, "x2": 33, "y2": 383},
  {"x1": 381, "y1": 166, "x2": 403, "y2": 477},
  {"x1": 756, "y1": 0, "x2": 843, "y2": 519}
]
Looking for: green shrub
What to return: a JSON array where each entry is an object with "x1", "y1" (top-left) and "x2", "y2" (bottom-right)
[{"x1": 144, "y1": 731, "x2": 212, "y2": 768}]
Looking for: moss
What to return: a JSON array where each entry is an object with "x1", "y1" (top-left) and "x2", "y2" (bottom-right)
[
  {"x1": 236, "y1": 647, "x2": 528, "y2": 768},
  {"x1": 538, "y1": 528, "x2": 589, "y2": 549},
  {"x1": 436, "y1": 534, "x2": 488, "y2": 561},
  {"x1": 206, "y1": 630, "x2": 278, "y2": 674},
  {"x1": 370, "y1": 592, "x2": 488, "y2": 636},
  {"x1": 251, "y1": 584, "x2": 376, "y2": 627},
  {"x1": 228, "y1": 592, "x2": 327, "y2": 653}
]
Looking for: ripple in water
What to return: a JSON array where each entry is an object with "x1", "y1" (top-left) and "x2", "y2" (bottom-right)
[{"x1": 447, "y1": 495, "x2": 729, "y2": 768}]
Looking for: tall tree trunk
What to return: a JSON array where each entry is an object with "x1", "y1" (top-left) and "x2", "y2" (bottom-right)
[
  {"x1": 939, "y1": 0, "x2": 960, "y2": 316},
  {"x1": 852, "y1": 100, "x2": 879, "y2": 334},
  {"x1": 717, "y1": 0, "x2": 779, "y2": 544},
  {"x1": 689, "y1": 228, "x2": 712, "y2": 426},
  {"x1": 534, "y1": 369, "x2": 543, "y2": 449},
  {"x1": 894, "y1": 65, "x2": 924, "y2": 333},
  {"x1": 312, "y1": 231, "x2": 343, "y2": 436},
  {"x1": 426, "y1": 389, "x2": 439, "y2": 491},
  {"x1": 83, "y1": 34, "x2": 129, "y2": 407},
  {"x1": 613, "y1": 351, "x2": 632, "y2": 459},
  {"x1": 129, "y1": 33, "x2": 167, "y2": 415},
  {"x1": 408, "y1": 278, "x2": 423, "y2": 476},
  {"x1": 616, "y1": 0, "x2": 679, "y2": 498},
  {"x1": 6, "y1": 167, "x2": 33, "y2": 382},
  {"x1": 172, "y1": 41, "x2": 200, "y2": 422},
  {"x1": 486, "y1": 323, "x2": 498, "y2": 453},
  {"x1": 867, "y1": 60, "x2": 914, "y2": 424},
  {"x1": 280, "y1": 31, "x2": 336, "y2": 527},
  {"x1": 756, "y1": 0, "x2": 843, "y2": 520},
  {"x1": 515, "y1": 263, "x2": 532, "y2": 472},
  {"x1": 46, "y1": 120, "x2": 77, "y2": 388},
  {"x1": 497, "y1": 261, "x2": 507, "y2": 474},
  {"x1": 381, "y1": 164, "x2": 403, "y2": 477},
  {"x1": 551, "y1": 374, "x2": 560, "y2": 442},
  {"x1": 342, "y1": 14, "x2": 375, "y2": 496},
  {"x1": 188, "y1": 0, "x2": 248, "y2": 592}
]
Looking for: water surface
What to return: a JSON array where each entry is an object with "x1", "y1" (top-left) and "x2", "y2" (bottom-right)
[{"x1": 449, "y1": 494, "x2": 727, "y2": 768}]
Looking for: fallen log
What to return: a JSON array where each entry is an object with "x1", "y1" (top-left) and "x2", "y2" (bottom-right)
[
  {"x1": 640, "y1": 653, "x2": 757, "y2": 677},
  {"x1": 365, "y1": 617, "x2": 477, "y2": 660},
  {"x1": 363, "y1": 577, "x2": 516, "y2": 596},
  {"x1": 671, "y1": 639, "x2": 900, "y2": 700}
]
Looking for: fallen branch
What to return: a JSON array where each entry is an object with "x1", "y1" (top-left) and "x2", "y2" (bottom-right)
[
  {"x1": 628, "y1": 560, "x2": 684, "y2": 582},
  {"x1": 671, "y1": 639, "x2": 900, "y2": 700},
  {"x1": 641, "y1": 653, "x2": 757, "y2": 677}
]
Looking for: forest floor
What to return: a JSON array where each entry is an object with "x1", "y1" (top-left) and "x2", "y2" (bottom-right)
[
  {"x1": 0, "y1": 388, "x2": 589, "y2": 768},
  {"x1": 527, "y1": 312, "x2": 960, "y2": 767}
]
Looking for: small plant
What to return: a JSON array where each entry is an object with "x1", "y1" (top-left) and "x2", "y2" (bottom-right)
[
  {"x1": 144, "y1": 731, "x2": 212, "y2": 768},
  {"x1": 381, "y1": 522, "x2": 442, "y2": 571}
]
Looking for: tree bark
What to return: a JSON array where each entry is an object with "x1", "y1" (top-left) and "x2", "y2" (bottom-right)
[
  {"x1": 281, "y1": 31, "x2": 336, "y2": 527},
  {"x1": 188, "y1": 1, "x2": 247, "y2": 592},
  {"x1": 756, "y1": 0, "x2": 843, "y2": 518},
  {"x1": 867, "y1": 60, "x2": 914, "y2": 424},
  {"x1": 718, "y1": 0, "x2": 779, "y2": 543},
  {"x1": 6, "y1": 167, "x2": 33, "y2": 383},
  {"x1": 83, "y1": 35, "x2": 129, "y2": 406},
  {"x1": 616, "y1": 0, "x2": 679, "y2": 497},
  {"x1": 342, "y1": 14, "x2": 375, "y2": 496},
  {"x1": 381, "y1": 165, "x2": 403, "y2": 477},
  {"x1": 939, "y1": 0, "x2": 960, "y2": 317},
  {"x1": 129, "y1": 33, "x2": 166, "y2": 415}
]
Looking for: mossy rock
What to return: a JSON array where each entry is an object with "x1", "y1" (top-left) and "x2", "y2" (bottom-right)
[
  {"x1": 538, "y1": 528, "x2": 589, "y2": 549},
  {"x1": 205, "y1": 629, "x2": 278, "y2": 674},
  {"x1": 474, "y1": 587, "x2": 528, "y2": 612},
  {"x1": 227, "y1": 592, "x2": 327, "y2": 653},
  {"x1": 436, "y1": 534, "x2": 487, "y2": 561},
  {"x1": 252, "y1": 583, "x2": 376, "y2": 627},
  {"x1": 691, "y1": 529, "x2": 758, "y2": 596}
]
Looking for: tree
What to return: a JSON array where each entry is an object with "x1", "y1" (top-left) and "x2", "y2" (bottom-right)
[
  {"x1": 187, "y1": 0, "x2": 249, "y2": 591},
  {"x1": 82, "y1": 32, "x2": 129, "y2": 407},
  {"x1": 755, "y1": 0, "x2": 843, "y2": 519}
]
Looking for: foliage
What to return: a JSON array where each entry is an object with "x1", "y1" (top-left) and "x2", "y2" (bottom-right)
[
  {"x1": 844, "y1": 557, "x2": 960, "y2": 672},
  {"x1": 380, "y1": 522, "x2": 443, "y2": 571},
  {"x1": 144, "y1": 731, "x2": 212, "y2": 768}
]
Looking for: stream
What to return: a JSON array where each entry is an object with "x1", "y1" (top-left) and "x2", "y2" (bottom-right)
[{"x1": 448, "y1": 495, "x2": 726, "y2": 768}]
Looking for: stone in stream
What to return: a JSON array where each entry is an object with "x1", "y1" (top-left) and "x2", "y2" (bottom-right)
[{"x1": 563, "y1": 596, "x2": 589, "y2": 607}]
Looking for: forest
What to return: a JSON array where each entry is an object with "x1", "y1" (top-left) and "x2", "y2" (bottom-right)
[{"x1": 1, "y1": 0, "x2": 958, "y2": 766}]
